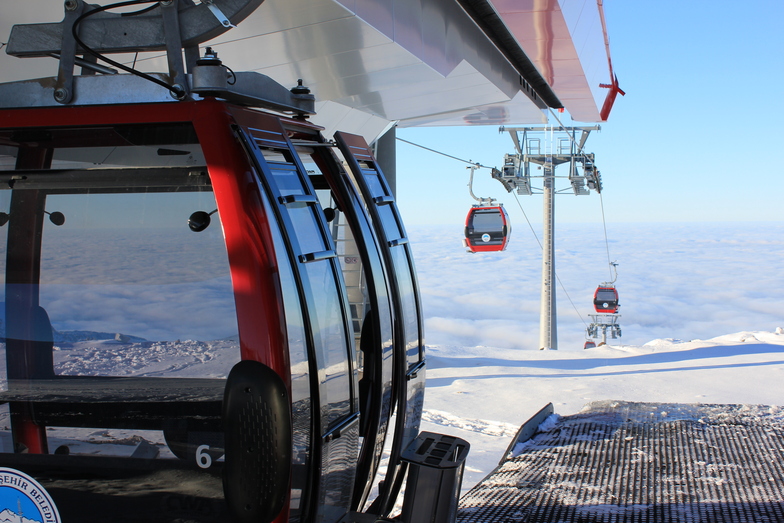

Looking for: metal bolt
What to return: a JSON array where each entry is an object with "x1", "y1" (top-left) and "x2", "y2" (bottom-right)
[
  {"x1": 170, "y1": 84, "x2": 186, "y2": 100},
  {"x1": 64, "y1": 0, "x2": 78, "y2": 10},
  {"x1": 54, "y1": 88, "x2": 69, "y2": 103}
]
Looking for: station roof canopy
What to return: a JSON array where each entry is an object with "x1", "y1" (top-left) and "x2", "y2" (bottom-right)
[{"x1": 0, "y1": 0, "x2": 614, "y2": 141}]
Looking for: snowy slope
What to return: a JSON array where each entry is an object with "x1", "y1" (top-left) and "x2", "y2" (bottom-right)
[{"x1": 420, "y1": 331, "x2": 784, "y2": 490}]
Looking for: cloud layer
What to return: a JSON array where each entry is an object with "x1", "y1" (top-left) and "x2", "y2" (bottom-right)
[{"x1": 409, "y1": 222, "x2": 784, "y2": 350}]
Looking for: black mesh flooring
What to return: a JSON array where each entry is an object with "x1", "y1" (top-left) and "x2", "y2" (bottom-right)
[{"x1": 458, "y1": 401, "x2": 784, "y2": 523}]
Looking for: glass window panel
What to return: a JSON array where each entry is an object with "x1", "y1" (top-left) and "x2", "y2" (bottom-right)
[
  {"x1": 265, "y1": 155, "x2": 329, "y2": 256},
  {"x1": 304, "y1": 260, "x2": 351, "y2": 430},
  {"x1": 390, "y1": 246, "x2": 420, "y2": 365},
  {"x1": 471, "y1": 210, "x2": 504, "y2": 232},
  {"x1": 0, "y1": 122, "x2": 242, "y2": 521},
  {"x1": 269, "y1": 163, "x2": 306, "y2": 198},
  {"x1": 1, "y1": 123, "x2": 204, "y2": 172},
  {"x1": 266, "y1": 192, "x2": 312, "y2": 518},
  {"x1": 596, "y1": 290, "x2": 617, "y2": 301},
  {"x1": 377, "y1": 205, "x2": 403, "y2": 242},
  {"x1": 0, "y1": 145, "x2": 15, "y2": 170},
  {"x1": 259, "y1": 149, "x2": 288, "y2": 163},
  {"x1": 50, "y1": 145, "x2": 205, "y2": 169},
  {"x1": 37, "y1": 190, "x2": 238, "y2": 377},
  {"x1": 287, "y1": 204, "x2": 329, "y2": 256},
  {"x1": 362, "y1": 172, "x2": 386, "y2": 199}
]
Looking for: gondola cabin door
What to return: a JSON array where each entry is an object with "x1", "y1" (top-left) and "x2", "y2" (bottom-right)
[
  {"x1": 230, "y1": 109, "x2": 365, "y2": 523},
  {"x1": 334, "y1": 132, "x2": 427, "y2": 515}
]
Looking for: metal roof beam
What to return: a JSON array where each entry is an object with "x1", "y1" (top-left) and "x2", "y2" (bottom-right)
[{"x1": 456, "y1": 0, "x2": 561, "y2": 110}]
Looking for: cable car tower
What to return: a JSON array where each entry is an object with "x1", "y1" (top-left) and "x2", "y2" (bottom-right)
[{"x1": 496, "y1": 125, "x2": 602, "y2": 350}]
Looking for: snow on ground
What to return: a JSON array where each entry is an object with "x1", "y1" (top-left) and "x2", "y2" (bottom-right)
[
  {"x1": 53, "y1": 337, "x2": 237, "y2": 378},
  {"x1": 420, "y1": 331, "x2": 784, "y2": 490}
]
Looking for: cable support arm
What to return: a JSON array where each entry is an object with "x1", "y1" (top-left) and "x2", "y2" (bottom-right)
[
  {"x1": 467, "y1": 164, "x2": 496, "y2": 205},
  {"x1": 7, "y1": 0, "x2": 263, "y2": 57},
  {"x1": 6, "y1": 0, "x2": 264, "y2": 103}
]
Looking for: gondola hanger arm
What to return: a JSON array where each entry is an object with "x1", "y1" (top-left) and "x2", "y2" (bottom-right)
[
  {"x1": 6, "y1": 0, "x2": 264, "y2": 57},
  {"x1": 5, "y1": 0, "x2": 266, "y2": 104},
  {"x1": 467, "y1": 164, "x2": 496, "y2": 206},
  {"x1": 604, "y1": 261, "x2": 618, "y2": 285}
]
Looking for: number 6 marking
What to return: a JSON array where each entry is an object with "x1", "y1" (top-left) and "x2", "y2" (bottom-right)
[{"x1": 196, "y1": 445, "x2": 212, "y2": 468}]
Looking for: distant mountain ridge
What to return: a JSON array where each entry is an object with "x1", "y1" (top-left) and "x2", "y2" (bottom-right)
[
  {"x1": 0, "y1": 507, "x2": 42, "y2": 523},
  {"x1": 51, "y1": 330, "x2": 146, "y2": 344},
  {"x1": 0, "y1": 320, "x2": 146, "y2": 345}
]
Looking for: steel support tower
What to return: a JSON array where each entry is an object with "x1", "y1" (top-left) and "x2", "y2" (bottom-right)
[
  {"x1": 539, "y1": 161, "x2": 557, "y2": 350},
  {"x1": 496, "y1": 126, "x2": 601, "y2": 350}
]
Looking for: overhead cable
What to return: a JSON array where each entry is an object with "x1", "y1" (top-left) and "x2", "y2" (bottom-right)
[
  {"x1": 598, "y1": 192, "x2": 614, "y2": 282},
  {"x1": 398, "y1": 135, "x2": 589, "y2": 328},
  {"x1": 396, "y1": 137, "x2": 495, "y2": 170},
  {"x1": 545, "y1": 107, "x2": 617, "y2": 284}
]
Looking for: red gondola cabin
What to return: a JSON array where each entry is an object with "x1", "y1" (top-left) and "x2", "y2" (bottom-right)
[
  {"x1": 464, "y1": 205, "x2": 511, "y2": 253},
  {"x1": 593, "y1": 285, "x2": 620, "y2": 313}
]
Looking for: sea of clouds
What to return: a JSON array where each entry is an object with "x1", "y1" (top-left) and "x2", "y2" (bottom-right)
[{"x1": 408, "y1": 221, "x2": 784, "y2": 351}]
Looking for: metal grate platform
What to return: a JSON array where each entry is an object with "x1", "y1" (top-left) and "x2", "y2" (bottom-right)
[{"x1": 458, "y1": 401, "x2": 784, "y2": 523}]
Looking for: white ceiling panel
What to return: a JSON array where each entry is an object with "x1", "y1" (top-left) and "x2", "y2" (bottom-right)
[{"x1": 0, "y1": 0, "x2": 611, "y2": 141}]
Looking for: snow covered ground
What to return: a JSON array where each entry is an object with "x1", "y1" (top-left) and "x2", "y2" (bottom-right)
[
  {"x1": 407, "y1": 222, "x2": 784, "y2": 490},
  {"x1": 420, "y1": 333, "x2": 784, "y2": 491}
]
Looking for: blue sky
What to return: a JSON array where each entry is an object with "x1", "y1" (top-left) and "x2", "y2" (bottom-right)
[{"x1": 396, "y1": 1, "x2": 784, "y2": 226}]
